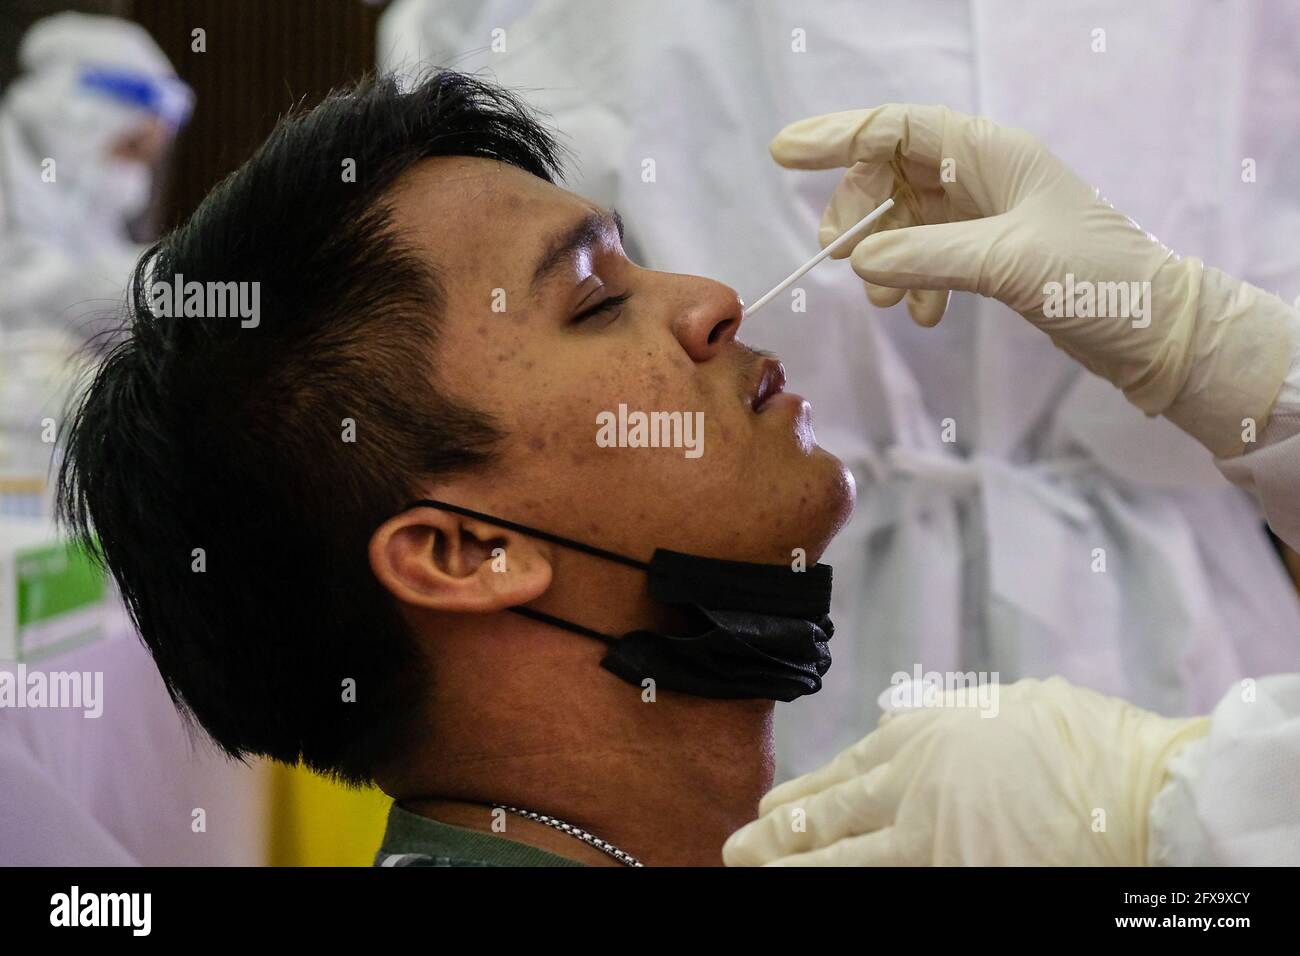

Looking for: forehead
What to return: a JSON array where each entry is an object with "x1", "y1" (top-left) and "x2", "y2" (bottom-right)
[{"x1": 384, "y1": 156, "x2": 590, "y2": 292}]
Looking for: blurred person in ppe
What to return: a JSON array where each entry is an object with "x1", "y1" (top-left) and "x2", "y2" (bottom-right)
[
  {"x1": 0, "y1": 11, "x2": 191, "y2": 509},
  {"x1": 0, "y1": 11, "x2": 192, "y2": 337}
]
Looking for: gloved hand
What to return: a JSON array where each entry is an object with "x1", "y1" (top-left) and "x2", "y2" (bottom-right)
[
  {"x1": 770, "y1": 103, "x2": 1297, "y2": 457},
  {"x1": 722, "y1": 677, "x2": 1208, "y2": 866}
]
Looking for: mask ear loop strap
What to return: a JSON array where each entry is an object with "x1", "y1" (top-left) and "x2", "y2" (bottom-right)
[
  {"x1": 403, "y1": 499, "x2": 649, "y2": 571},
  {"x1": 506, "y1": 606, "x2": 617, "y2": 645},
  {"x1": 402, "y1": 499, "x2": 646, "y2": 646}
]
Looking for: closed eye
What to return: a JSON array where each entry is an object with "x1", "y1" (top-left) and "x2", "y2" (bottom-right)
[{"x1": 571, "y1": 291, "x2": 631, "y2": 325}]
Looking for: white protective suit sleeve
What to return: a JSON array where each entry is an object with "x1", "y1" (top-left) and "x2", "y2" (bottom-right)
[
  {"x1": 1215, "y1": 308, "x2": 1300, "y2": 552},
  {"x1": 1150, "y1": 333, "x2": 1300, "y2": 866},
  {"x1": 1148, "y1": 674, "x2": 1300, "y2": 865}
]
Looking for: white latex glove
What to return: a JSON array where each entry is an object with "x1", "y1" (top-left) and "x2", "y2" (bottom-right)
[
  {"x1": 723, "y1": 677, "x2": 1208, "y2": 866},
  {"x1": 770, "y1": 103, "x2": 1296, "y2": 457}
]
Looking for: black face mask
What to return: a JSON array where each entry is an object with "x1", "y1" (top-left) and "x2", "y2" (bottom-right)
[{"x1": 402, "y1": 499, "x2": 834, "y2": 702}]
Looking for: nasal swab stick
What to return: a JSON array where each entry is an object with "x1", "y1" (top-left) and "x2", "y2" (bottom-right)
[{"x1": 743, "y1": 197, "x2": 895, "y2": 318}]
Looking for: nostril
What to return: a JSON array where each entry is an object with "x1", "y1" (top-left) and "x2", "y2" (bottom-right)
[{"x1": 707, "y1": 318, "x2": 736, "y2": 345}]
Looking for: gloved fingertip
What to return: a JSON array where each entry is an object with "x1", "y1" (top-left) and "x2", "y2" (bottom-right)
[
  {"x1": 756, "y1": 794, "x2": 783, "y2": 818},
  {"x1": 720, "y1": 838, "x2": 745, "y2": 867},
  {"x1": 769, "y1": 115, "x2": 847, "y2": 169},
  {"x1": 909, "y1": 310, "x2": 946, "y2": 329},
  {"x1": 721, "y1": 827, "x2": 768, "y2": 868},
  {"x1": 769, "y1": 130, "x2": 808, "y2": 168},
  {"x1": 866, "y1": 281, "x2": 907, "y2": 308},
  {"x1": 907, "y1": 289, "x2": 951, "y2": 327},
  {"x1": 818, "y1": 222, "x2": 852, "y2": 256},
  {"x1": 849, "y1": 231, "x2": 897, "y2": 279}
]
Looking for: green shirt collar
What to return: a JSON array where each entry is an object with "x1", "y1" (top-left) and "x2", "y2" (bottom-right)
[{"x1": 374, "y1": 803, "x2": 586, "y2": 867}]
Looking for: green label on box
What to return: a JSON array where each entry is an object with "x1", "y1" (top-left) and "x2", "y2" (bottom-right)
[{"x1": 16, "y1": 539, "x2": 106, "y2": 626}]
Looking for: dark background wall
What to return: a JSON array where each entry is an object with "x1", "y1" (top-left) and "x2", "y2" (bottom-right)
[
  {"x1": 1, "y1": 1, "x2": 385, "y2": 226},
  {"x1": 0, "y1": 0, "x2": 129, "y2": 82}
]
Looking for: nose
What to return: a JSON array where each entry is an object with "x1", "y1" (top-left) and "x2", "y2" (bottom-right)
[{"x1": 669, "y1": 275, "x2": 745, "y2": 362}]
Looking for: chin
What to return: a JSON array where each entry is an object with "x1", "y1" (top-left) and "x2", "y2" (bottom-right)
[{"x1": 785, "y1": 446, "x2": 856, "y2": 563}]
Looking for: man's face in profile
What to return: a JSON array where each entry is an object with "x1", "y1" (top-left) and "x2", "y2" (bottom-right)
[{"x1": 386, "y1": 156, "x2": 855, "y2": 564}]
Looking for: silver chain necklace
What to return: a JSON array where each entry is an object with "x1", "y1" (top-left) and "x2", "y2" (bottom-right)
[{"x1": 497, "y1": 804, "x2": 644, "y2": 867}]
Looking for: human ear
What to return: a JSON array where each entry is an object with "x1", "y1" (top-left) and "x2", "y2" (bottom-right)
[{"x1": 368, "y1": 504, "x2": 551, "y2": 613}]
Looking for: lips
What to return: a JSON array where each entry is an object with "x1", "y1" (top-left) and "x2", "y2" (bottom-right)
[{"x1": 751, "y1": 359, "x2": 787, "y2": 412}]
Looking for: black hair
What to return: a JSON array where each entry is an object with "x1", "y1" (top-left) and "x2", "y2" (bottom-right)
[{"x1": 57, "y1": 71, "x2": 566, "y2": 785}]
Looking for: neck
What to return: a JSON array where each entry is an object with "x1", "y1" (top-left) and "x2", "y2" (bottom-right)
[{"x1": 381, "y1": 614, "x2": 775, "y2": 867}]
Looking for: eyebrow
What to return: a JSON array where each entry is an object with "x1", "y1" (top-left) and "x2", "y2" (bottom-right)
[{"x1": 529, "y1": 206, "x2": 626, "y2": 294}]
